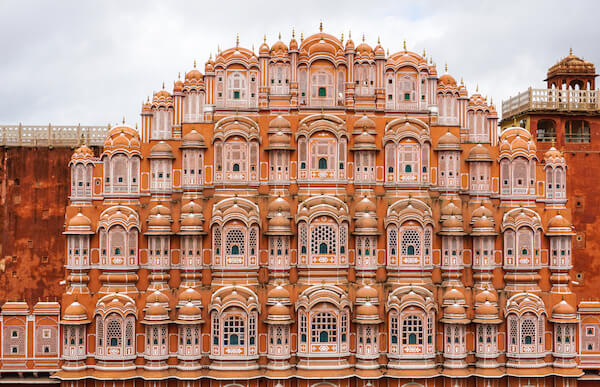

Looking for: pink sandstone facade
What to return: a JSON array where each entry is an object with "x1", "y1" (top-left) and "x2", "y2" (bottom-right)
[{"x1": 1, "y1": 27, "x2": 600, "y2": 386}]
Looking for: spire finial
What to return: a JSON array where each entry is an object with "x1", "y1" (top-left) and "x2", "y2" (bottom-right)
[
  {"x1": 403, "y1": 40, "x2": 407, "y2": 51},
  {"x1": 348, "y1": 30, "x2": 352, "y2": 39},
  {"x1": 278, "y1": 32, "x2": 281, "y2": 40},
  {"x1": 476, "y1": 84, "x2": 479, "y2": 92},
  {"x1": 209, "y1": 52, "x2": 212, "y2": 60},
  {"x1": 377, "y1": 36, "x2": 380, "y2": 44},
  {"x1": 178, "y1": 72, "x2": 181, "y2": 80},
  {"x1": 263, "y1": 34, "x2": 266, "y2": 43},
  {"x1": 235, "y1": 33, "x2": 239, "y2": 48},
  {"x1": 193, "y1": 59, "x2": 196, "y2": 68},
  {"x1": 386, "y1": 48, "x2": 389, "y2": 56},
  {"x1": 445, "y1": 63, "x2": 448, "y2": 72},
  {"x1": 319, "y1": 20, "x2": 323, "y2": 32},
  {"x1": 162, "y1": 82, "x2": 165, "y2": 90},
  {"x1": 422, "y1": 48, "x2": 426, "y2": 57},
  {"x1": 340, "y1": 32, "x2": 344, "y2": 42},
  {"x1": 362, "y1": 33, "x2": 365, "y2": 42},
  {"x1": 300, "y1": 32, "x2": 304, "y2": 42},
  {"x1": 460, "y1": 77, "x2": 464, "y2": 85},
  {"x1": 292, "y1": 28, "x2": 295, "y2": 38},
  {"x1": 570, "y1": 47, "x2": 573, "y2": 55},
  {"x1": 122, "y1": 116, "x2": 125, "y2": 124}
]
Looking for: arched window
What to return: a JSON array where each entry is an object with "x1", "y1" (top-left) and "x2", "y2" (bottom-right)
[
  {"x1": 231, "y1": 245, "x2": 240, "y2": 255},
  {"x1": 405, "y1": 164, "x2": 412, "y2": 173},
  {"x1": 319, "y1": 242, "x2": 328, "y2": 254},
  {"x1": 233, "y1": 163, "x2": 240, "y2": 172},
  {"x1": 402, "y1": 315, "x2": 423, "y2": 345},
  {"x1": 107, "y1": 320, "x2": 121, "y2": 347},
  {"x1": 223, "y1": 315, "x2": 245, "y2": 346},
  {"x1": 318, "y1": 158, "x2": 327, "y2": 169},
  {"x1": 311, "y1": 312, "x2": 337, "y2": 344},
  {"x1": 407, "y1": 245, "x2": 415, "y2": 255}
]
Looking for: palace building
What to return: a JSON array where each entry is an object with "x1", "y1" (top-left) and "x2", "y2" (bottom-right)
[{"x1": 1, "y1": 26, "x2": 600, "y2": 386}]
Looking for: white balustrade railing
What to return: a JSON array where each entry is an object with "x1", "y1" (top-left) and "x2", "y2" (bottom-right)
[
  {"x1": 0, "y1": 124, "x2": 109, "y2": 147},
  {"x1": 502, "y1": 88, "x2": 600, "y2": 118}
]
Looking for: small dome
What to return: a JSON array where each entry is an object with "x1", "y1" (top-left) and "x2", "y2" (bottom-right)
[
  {"x1": 268, "y1": 197, "x2": 290, "y2": 213},
  {"x1": 155, "y1": 89, "x2": 171, "y2": 99},
  {"x1": 185, "y1": 64, "x2": 203, "y2": 81},
  {"x1": 269, "y1": 214, "x2": 290, "y2": 228},
  {"x1": 552, "y1": 299, "x2": 576, "y2": 316},
  {"x1": 355, "y1": 42, "x2": 373, "y2": 56},
  {"x1": 472, "y1": 205, "x2": 493, "y2": 219},
  {"x1": 63, "y1": 301, "x2": 88, "y2": 321},
  {"x1": 150, "y1": 204, "x2": 171, "y2": 216},
  {"x1": 472, "y1": 216, "x2": 494, "y2": 229},
  {"x1": 445, "y1": 303, "x2": 466, "y2": 316},
  {"x1": 259, "y1": 42, "x2": 270, "y2": 55},
  {"x1": 173, "y1": 79, "x2": 183, "y2": 93},
  {"x1": 353, "y1": 115, "x2": 376, "y2": 131},
  {"x1": 467, "y1": 144, "x2": 492, "y2": 161},
  {"x1": 178, "y1": 288, "x2": 202, "y2": 304},
  {"x1": 71, "y1": 145, "x2": 94, "y2": 163},
  {"x1": 355, "y1": 214, "x2": 377, "y2": 229},
  {"x1": 268, "y1": 302, "x2": 290, "y2": 317},
  {"x1": 441, "y1": 201, "x2": 461, "y2": 216},
  {"x1": 356, "y1": 302, "x2": 378, "y2": 316},
  {"x1": 268, "y1": 131, "x2": 291, "y2": 147},
  {"x1": 511, "y1": 135, "x2": 529, "y2": 151},
  {"x1": 438, "y1": 131, "x2": 460, "y2": 146},
  {"x1": 355, "y1": 197, "x2": 376, "y2": 213},
  {"x1": 268, "y1": 285, "x2": 290, "y2": 300},
  {"x1": 271, "y1": 39, "x2": 288, "y2": 53},
  {"x1": 475, "y1": 289, "x2": 497, "y2": 304},
  {"x1": 149, "y1": 141, "x2": 174, "y2": 159},
  {"x1": 354, "y1": 131, "x2": 376, "y2": 146},
  {"x1": 182, "y1": 130, "x2": 207, "y2": 148},
  {"x1": 439, "y1": 73, "x2": 457, "y2": 87},
  {"x1": 548, "y1": 213, "x2": 571, "y2": 228},
  {"x1": 68, "y1": 212, "x2": 92, "y2": 228},
  {"x1": 443, "y1": 287, "x2": 465, "y2": 302},
  {"x1": 356, "y1": 284, "x2": 378, "y2": 300},
  {"x1": 475, "y1": 301, "x2": 498, "y2": 316},
  {"x1": 442, "y1": 215, "x2": 463, "y2": 229},
  {"x1": 147, "y1": 290, "x2": 169, "y2": 305},
  {"x1": 179, "y1": 302, "x2": 201, "y2": 318},
  {"x1": 544, "y1": 146, "x2": 562, "y2": 161},
  {"x1": 269, "y1": 115, "x2": 291, "y2": 130},
  {"x1": 181, "y1": 213, "x2": 204, "y2": 227},
  {"x1": 181, "y1": 200, "x2": 203, "y2": 215}
]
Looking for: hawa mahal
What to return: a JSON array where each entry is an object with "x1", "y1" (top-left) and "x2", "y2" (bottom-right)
[{"x1": 1, "y1": 26, "x2": 600, "y2": 387}]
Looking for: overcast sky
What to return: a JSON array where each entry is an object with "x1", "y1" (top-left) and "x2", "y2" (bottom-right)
[{"x1": 1, "y1": 0, "x2": 598, "y2": 126}]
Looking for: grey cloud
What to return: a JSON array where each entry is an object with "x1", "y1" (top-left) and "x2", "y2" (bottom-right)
[{"x1": 1, "y1": 0, "x2": 598, "y2": 125}]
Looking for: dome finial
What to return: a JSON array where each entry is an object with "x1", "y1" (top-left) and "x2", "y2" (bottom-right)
[
  {"x1": 291, "y1": 28, "x2": 295, "y2": 38},
  {"x1": 403, "y1": 40, "x2": 407, "y2": 51},
  {"x1": 252, "y1": 43, "x2": 255, "y2": 53},
  {"x1": 348, "y1": 30, "x2": 352, "y2": 39},
  {"x1": 340, "y1": 32, "x2": 344, "y2": 42},
  {"x1": 178, "y1": 72, "x2": 181, "y2": 80},
  {"x1": 235, "y1": 33, "x2": 239, "y2": 48},
  {"x1": 209, "y1": 52, "x2": 212, "y2": 60},
  {"x1": 377, "y1": 36, "x2": 381, "y2": 44},
  {"x1": 362, "y1": 33, "x2": 365, "y2": 42},
  {"x1": 193, "y1": 59, "x2": 196, "y2": 68},
  {"x1": 319, "y1": 20, "x2": 323, "y2": 32},
  {"x1": 300, "y1": 32, "x2": 304, "y2": 42},
  {"x1": 422, "y1": 48, "x2": 426, "y2": 57},
  {"x1": 263, "y1": 34, "x2": 266, "y2": 43},
  {"x1": 445, "y1": 63, "x2": 448, "y2": 73},
  {"x1": 162, "y1": 82, "x2": 165, "y2": 90},
  {"x1": 122, "y1": 116, "x2": 125, "y2": 124},
  {"x1": 278, "y1": 32, "x2": 281, "y2": 40},
  {"x1": 476, "y1": 84, "x2": 479, "y2": 92},
  {"x1": 570, "y1": 47, "x2": 573, "y2": 55}
]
